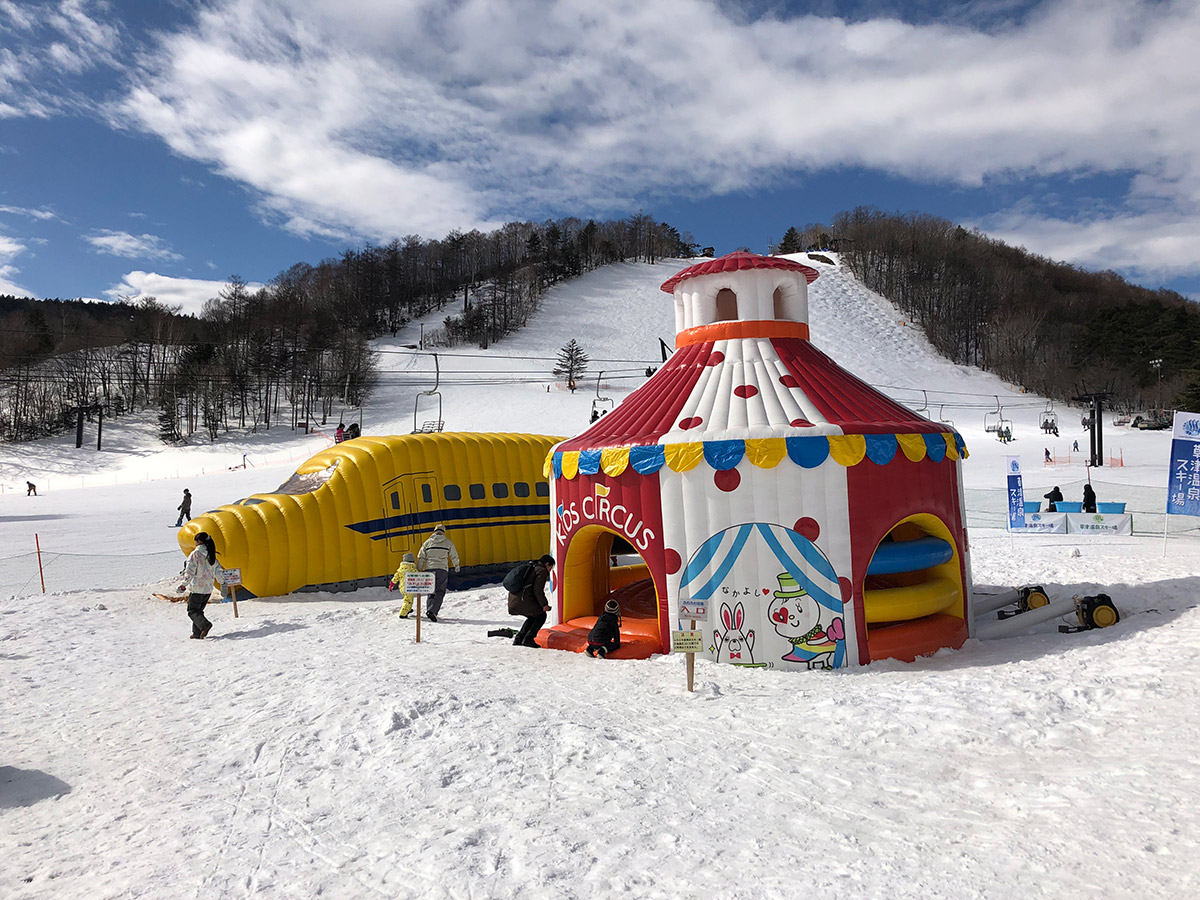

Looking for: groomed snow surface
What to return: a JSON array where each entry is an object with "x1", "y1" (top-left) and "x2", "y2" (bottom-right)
[{"x1": 3, "y1": 256, "x2": 1198, "y2": 898}]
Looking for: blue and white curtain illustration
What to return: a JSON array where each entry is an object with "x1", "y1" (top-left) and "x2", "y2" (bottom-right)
[{"x1": 679, "y1": 523, "x2": 847, "y2": 669}]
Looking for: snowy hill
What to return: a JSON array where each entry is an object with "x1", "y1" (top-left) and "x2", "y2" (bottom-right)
[{"x1": 2, "y1": 255, "x2": 1198, "y2": 898}]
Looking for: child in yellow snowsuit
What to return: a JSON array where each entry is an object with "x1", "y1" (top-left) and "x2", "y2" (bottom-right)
[{"x1": 389, "y1": 552, "x2": 418, "y2": 618}]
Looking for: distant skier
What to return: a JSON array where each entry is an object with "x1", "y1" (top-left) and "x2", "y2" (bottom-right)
[
  {"x1": 1073, "y1": 440, "x2": 1080, "y2": 453},
  {"x1": 26, "y1": 481, "x2": 36, "y2": 496},
  {"x1": 175, "y1": 489, "x2": 192, "y2": 527},
  {"x1": 335, "y1": 422, "x2": 345, "y2": 443},
  {"x1": 1044, "y1": 447, "x2": 1051, "y2": 462},
  {"x1": 1044, "y1": 486, "x2": 1063, "y2": 512}
]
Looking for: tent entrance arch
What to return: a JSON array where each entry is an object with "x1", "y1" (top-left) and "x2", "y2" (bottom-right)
[{"x1": 548, "y1": 523, "x2": 662, "y2": 658}]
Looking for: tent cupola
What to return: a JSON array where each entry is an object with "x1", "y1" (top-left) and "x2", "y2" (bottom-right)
[{"x1": 660, "y1": 251, "x2": 820, "y2": 348}]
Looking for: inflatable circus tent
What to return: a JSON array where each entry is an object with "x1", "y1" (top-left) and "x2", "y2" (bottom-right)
[{"x1": 545, "y1": 252, "x2": 972, "y2": 668}]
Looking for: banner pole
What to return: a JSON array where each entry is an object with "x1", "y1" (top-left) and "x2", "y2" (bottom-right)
[{"x1": 1163, "y1": 513, "x2": 1170, "y2": 558}]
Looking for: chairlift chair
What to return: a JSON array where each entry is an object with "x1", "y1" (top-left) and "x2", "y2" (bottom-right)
[
  {"x1": 938, "y1": 404, "x2": 954, "y2": 428},
  {"x1": 984, "y1": 396, "x2": 1002, "y2": 433},
  {"x1": 590, "y1": 371, "x2": 614, "y2": 422},
  {"x1": 1041, "y1": 401, "x2": 1058, "y2": 434},
  {"x1": 914, "y1": 390, "x2": 930, "y2": 417},
  {"x1": 412, "y1": 352, "x2": 445, "y2": 434}
]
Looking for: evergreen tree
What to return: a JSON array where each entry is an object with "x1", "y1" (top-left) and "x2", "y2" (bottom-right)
[
  {"x1": 777, "y1": 226, "x2": 803, "y2": 254},
  {"x1": 553, "y1": 339, "x2": 589, "y2": 392}
]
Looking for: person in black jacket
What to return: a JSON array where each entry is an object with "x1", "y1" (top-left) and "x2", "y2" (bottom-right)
[
  {"x1": 175, "y1": 488, "x2": 192, "y2": 527},
  {"x1": 508, "y1": 555, "x2": 554, "y2": 648},
  {"x1": 586, "y1": 599, "x2": 622, "y2": 658},
  {"x1": 1044, "y1": 486, "x2": 1063, "y2": 512},
  {"x1": 1083, "y1": 483, "x2": 1097, "y2": 513}
]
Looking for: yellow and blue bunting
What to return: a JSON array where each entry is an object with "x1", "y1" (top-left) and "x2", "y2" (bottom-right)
[{"x1": 548, "y1": 432, "x2": 967, "y2": 480}]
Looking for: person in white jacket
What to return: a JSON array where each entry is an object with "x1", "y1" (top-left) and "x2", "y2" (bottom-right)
[
  {"x1": 177, "y1": 531, "x2": 224, "y2": 639},
  {"x1": 416, "y1": 524, "x2": 460, "y2": 622}
]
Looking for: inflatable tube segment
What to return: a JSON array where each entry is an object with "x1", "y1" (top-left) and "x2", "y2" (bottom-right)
[{"x1": 178, "y1": 433, "x2": 562, "y2": 598}]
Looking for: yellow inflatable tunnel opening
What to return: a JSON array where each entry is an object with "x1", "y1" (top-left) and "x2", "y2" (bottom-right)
[
  {"x1": 862, "y1": 514, "x2": 968, "y2": 663},
  {"x1": 542, "y1": 524, "x2": 661, "y2": 658}
]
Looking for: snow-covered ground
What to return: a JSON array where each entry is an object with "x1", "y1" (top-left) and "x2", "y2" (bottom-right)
[{"x1": 3, "y1": 256, "x2": 1198, "y2": 898}]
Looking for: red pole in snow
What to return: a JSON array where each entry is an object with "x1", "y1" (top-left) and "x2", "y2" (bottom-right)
[{"x1": 35, "y1": 533, "x2": 46, "y2": 593}]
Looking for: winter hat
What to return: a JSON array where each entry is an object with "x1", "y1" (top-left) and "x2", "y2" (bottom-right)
[
  {"x1": 433, "y1": 524, "x2": 445, "y2": 533},
  {"x1": 604, "y1": 599, "x2": 619, "y2": 615},
  {"x1": 403, "y1": 552, "x2": 415, "y2": 562}
]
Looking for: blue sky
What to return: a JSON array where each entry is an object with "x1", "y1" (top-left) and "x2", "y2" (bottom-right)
[{"x1": 2, "y1": 0, "x2": 1198, "y2": 314}]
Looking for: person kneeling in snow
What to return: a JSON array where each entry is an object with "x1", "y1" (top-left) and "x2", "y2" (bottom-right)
[
  {"x1": 389, "y1": 551, "x2": 418, "y2": 618},
  {"x1": 585, "y1": 599, "x2": 622, "y2": 658}
]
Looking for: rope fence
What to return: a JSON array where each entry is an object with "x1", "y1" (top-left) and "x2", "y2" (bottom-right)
[{"x1": 0, "y1": 548, "x2": 183, "y2": 599}]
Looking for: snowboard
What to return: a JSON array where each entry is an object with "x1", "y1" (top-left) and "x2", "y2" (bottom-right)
[{"x1": 153, "y1": 592, "x2": 186, "y2": 603}]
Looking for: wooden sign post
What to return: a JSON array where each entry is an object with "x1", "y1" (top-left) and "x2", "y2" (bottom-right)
[
  {"x1": 219, "y1": 567, "x2": 243, "y2": 618},
  {"x1": 404, "y1": 571, "x2": 437, "y2": 643},
  {"x1": 673, "y1": 598, "x2": 709, "y2": 693}
]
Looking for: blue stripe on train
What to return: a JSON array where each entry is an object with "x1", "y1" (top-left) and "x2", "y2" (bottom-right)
[{"x1": 346, "y1": 502, "x2": 551, "y2": 537}]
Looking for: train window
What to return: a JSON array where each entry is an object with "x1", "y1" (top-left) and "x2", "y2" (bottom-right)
[
  {"x1": 390, "y1": 491, "x2": 400, "y2": 510},
  {"x1": 421, "y1": 483, "x2": 432, "y2": 503},
  {"x1": 535, "y1": 482, "x2": 550, "y2": 497},
  {"x1": 469, "y1": 483, "x2": 485, "y2": 500},
  {"x1": 444, "y1": 484, "x2": 462, "y2": 502},
  {"x1": 492, "y1": 482, "x2": 509, "y2": 498},
  {"x1": 514, "y1": 482, "x2": 530, "y2": 497}
]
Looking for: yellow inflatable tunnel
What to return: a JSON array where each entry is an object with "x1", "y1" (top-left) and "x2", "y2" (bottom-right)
[{"x1": 178, "y1": 433, "x2": 561, "y2": 598}]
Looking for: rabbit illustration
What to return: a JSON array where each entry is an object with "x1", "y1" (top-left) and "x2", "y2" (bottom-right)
[{"x1": 714, "y1": 601, "x2": 755, "y2": 665}]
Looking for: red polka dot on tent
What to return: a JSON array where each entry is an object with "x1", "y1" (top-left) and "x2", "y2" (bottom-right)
[
  {"x1": 679, "y1": 416, "x2": 703, "y2": 430},
  {"x1": 789, "y1": 418, "x2": 813, "y2": 427},
  {"x1": 714, "y1": 468, "x2": 740, "y2": 492},
  {"x1": 733, "y1": 384, "x2": 758, "y2": 399},
  {"x1": 664, "y1": 548, "x2": 681, "y2": 574},
  {"x1": 839, "y1": 577, "x2": 853, "y2": 602},
  {"x1": 780, "y1": 374, "x2": 799, "y2": 388},
  {"x1": 793, "y1": 517, "x2": 820, "y2": 541},
  {"x1": 705, "y1": 351, "x2": 724, "y2": 366}
]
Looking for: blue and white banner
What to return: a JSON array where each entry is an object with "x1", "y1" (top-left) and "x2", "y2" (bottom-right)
[
  {"x1": 1005, "y1": 455, "x2": 1025, "y2": 530},
  {"x1": 1167, "y1": 411, "x2": 1200, "y2": 517}
]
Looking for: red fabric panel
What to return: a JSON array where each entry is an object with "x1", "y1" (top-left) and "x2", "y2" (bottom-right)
[
  {"x1": 557, "y1": 341, "x2": 713, "y2": 452},
  {"x1": 772, "y1": 338, "x2": 944, "y2": 434}
]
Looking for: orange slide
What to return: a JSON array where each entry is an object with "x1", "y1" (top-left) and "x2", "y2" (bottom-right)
[{"x1": 539, "y1": 578, "x2": 661, "y2": 659}]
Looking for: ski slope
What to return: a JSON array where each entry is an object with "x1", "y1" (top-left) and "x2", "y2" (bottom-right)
[{"x1": 2, "y1": 255, "x2": 1198, "y2": 899}]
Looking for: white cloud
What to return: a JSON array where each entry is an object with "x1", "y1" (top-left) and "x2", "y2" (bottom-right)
[
  {"x1": 0, "y1": 204, "x2": 59, "y2": 221},
  {"x1": 0, "y1": 0, "x2": 122, "y2": 116},
  {"x1": 106, "y1": 0, "x2": 1200, "y2": 278},
  {"x1": 0, "y1": 232, "x2": 32, "y2": 296},
  {"x1": 105, "y1": 271, "x2": 263, "y2": 316},
  {"x1": 0, "y1": 264, "x2": 34, "y2": 297},
  {"x1": 85, "y1": 229, "x2": 182, "y2": 262}
]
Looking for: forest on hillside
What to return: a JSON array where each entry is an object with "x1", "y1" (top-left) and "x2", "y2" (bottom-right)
[
  {"x1": 0, "y1": 215, "x2": 692, "y2": 444},
  {"x1": 775, "y1": 211, "x2": 1199, "y2": 414}
]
